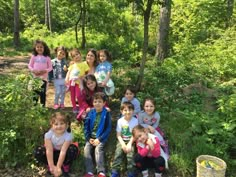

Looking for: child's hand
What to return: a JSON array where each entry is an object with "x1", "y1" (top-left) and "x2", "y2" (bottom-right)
[
  {"x1": 49, "y1": 165, "x2": 56, "y2": 176},
  {"x1": 93, "y1": 139, "x2": 100, "y2": 146},
  {"x1": 63, "y1": 65, "x2": 67, "y2": 71},
  {"x1": 105, "y1": 107, "x2": 111, "y2": 112},
  {"x1": 54, "y1": 166, "x2": 62, "y2": 177},
  {"x1": 121, "y1": 144, "x2": 127, "y2": 153},
  {"x1": 101, "y1": 81, "x2": 107, "y2": 87},
  {"x1": 148, "y1": 126, "x2": 155, "y2": 134},
  {"x1": 146, "y1": 138, "x2": 154, "y2": 150},
  {"x1": 86, "y1": 108, "x2": 91, "y2": 113}
]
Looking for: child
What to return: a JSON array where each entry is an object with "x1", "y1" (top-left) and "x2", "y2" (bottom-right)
[
  {"x1": 137, "y1": 98, "x2": 169, "y2": 158},
  {"x1": 83, "y1": 92, "x2": 112, "y2": 177},
  {"x1": 28, "y1": 39, "x2": 52, "y2": 107},
  {"x1": 76, "y1": 74, "x2": 104, "y2": 121},
  {"x1": 94, "y1": 49, "x2": 115, "y2": 96},
  {"x1": 86, "y1": 48, "x2": 98, "y2": 74},
  {"x1": 34, "y1": 112, "x2": 79, "y2": 177},
  {"x1": 121, "y1": 85, "x2": 141, "y2": 116},
  {"x1": 51, "y1": 46, "x2": 69, "y2": 109},
  {"x1": 132, "y1": 125, "x2": 167, "y2": 177},
  {"x1": 111, "y1": 101, "x2": 138, "y2": 177},
  {"x1": 65, "y1": 48, "x2": 89, "y2": 113}
]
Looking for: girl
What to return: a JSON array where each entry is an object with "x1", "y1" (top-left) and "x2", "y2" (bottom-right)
[
  {"x1": 94, "y1": 49, "x2": 115, "y2": 96},
  {"x1": 28, "y1": 39, "x2": 52, "y2": 107},
  {"x1": 65, "y1": 48, "x2": 89, "y2": 113},
  {"x1": 86, "y1": 48, "x2": 98, "y2": 74},
  {"x1": 51, "y1": 46, "x2": 68, "y2": 109},
  {"x1": 132, "y1": 125, "x2": 167, "y2": 177},
  {"x1": 137, "y1": 98, "x2": 169, "y2": 158},
  {"x1": 34, "y1": 112, "x2": 79, "y2": 177},
  {"x1": 121, "y1": 85, "x2": 141, "y2": 116},
  {"x1": 76, "y1": 74, "x2": 109, "y2": 121}
]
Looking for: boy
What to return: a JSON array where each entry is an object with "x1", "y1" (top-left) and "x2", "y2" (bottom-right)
[
  {"x1": 111, "y1": 101, "x2": 139, "y2": 177},
  {"x1": 83, "y1": 92, "x2": 112, "y2": 177}
]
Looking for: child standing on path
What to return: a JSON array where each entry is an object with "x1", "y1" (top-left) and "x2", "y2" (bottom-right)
[
  {"x1": 121, "y1": 85, "x2": 141, "y2": 116},
  {"x1": 65, "y1": 48, "x2": 89, "y2": 113},
  {"x1": 51, "y1": 46, "x2": 69, "y2": 109},
  {"x1": 28, "y1": 39, "x2": 52, "y2": 107},
  {"x1": 111, "y1": 102, "x2": 139, "y2": 177},
  {"x1": 132, "y1": 125, "x2": 167, "y2": 177},
  {"x1": 94, "y1": 49, "x2": 114, "y2": 96},
  {"x1": 34, "y1": 112, "x2": 79, "y2": 177},
  {"x1": 86, "y1": 48, "x2": 98, "y2": 75},
  {"x1": 83, "y1": 92, "x2": 112, "y2": 177}
]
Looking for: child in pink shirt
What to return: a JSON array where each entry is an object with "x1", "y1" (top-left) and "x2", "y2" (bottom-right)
[
  {"x1": 132, "y1": 125, "x2": 167, "y2": 177},
  {"x1": 28, "y1": 40, "x2": 52, "y2": 106}
]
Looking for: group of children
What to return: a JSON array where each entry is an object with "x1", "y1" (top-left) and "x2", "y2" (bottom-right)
[{"x1": 29, "y1": 40, "x2": 168, "y2": 177}]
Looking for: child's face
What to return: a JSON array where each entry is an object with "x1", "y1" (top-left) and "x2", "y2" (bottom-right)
[
  {"x1": 134, "y1": 131, "x2": 148, "y2": 144},
  {"x1": 72, "y1": 52, "x2": 82, "y2": 62},
  {"x1": 144, "y1": 100, "x2": 155, "y2": 115},
  {"x1": 35, "y1": 43, "x2": 44, "y2": 55},
  {"x1": 57, "y1": 50, "x2": 66, "y2": 60},
  {"x1": 86, "y1": 51, "x2": 95, "y2": 66},
  {"x1": 125, "y1": 89, "x2": 134, "y2": 101},
  {"x1": 52, "y1": 119, "x2": 67, "y2": 136},
  {"x1": 93, "y1": 98, "x2": 105, "y2": 112},
  {"x1": 99, "y1": 51, "x2": 107, "y2": 63},
  {"x1": 86, "y1": 79, "x2": 96, "y2": 91},
  {"x1": 121, "y1": 107, "x2": 134, "y2": 120}
]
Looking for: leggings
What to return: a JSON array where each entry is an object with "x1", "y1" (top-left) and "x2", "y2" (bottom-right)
[
  {"x1": 34, "y1": 144, "x2": 79, "y2": 167},
  {"x1": 33, "y1": 80, "x2": 47, "y2": 107},
  {"x1": 134, "y1": 153, "x2": 165, "y2": 173}
]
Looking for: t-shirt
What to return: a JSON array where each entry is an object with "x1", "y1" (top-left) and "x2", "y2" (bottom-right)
[
  {"x1": 44, "y1": 129, "x2": 72, "y2": 150},
  {"x1": 116, "y1": 116, "x2": 138, "y2": 141},
  {"x1": 138, "y1": 111, "x2": 160, "y2": 129},
  {"x1": 28, "y1": 55, "x2": 52, "y2": 81},
  {"x1": 121, "y1": 97, "x2": 141, "y2": 115},
  {"x1": 94, "y1": 61, "x2": 112, "y2": 84},
  {"x1": 68, "y1": 61, "x2": 89, "y2": 84}
]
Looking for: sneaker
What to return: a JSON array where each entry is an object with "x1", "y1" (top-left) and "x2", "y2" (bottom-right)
[
  {"x1": 127, "y1": 172, "x2": 136, "y2": 177},
  {"x1": 54, "y1": 104, "x2": 59, "y2": 109},
  {"x1": 83, "y1": 173, "x2": 94, "y2": 177},
  {"x1": 111, "y1": 171, "x2": 119, "y2": 177},
  {"x1": 60, "y1": 104, "x2": 65, "y2": 109},
  {"x1": 97, "y1": 172, "x2": 106, "y2": 177}
]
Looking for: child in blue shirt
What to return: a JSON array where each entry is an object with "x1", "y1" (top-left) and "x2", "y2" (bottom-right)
[{"x1": 83, "y1": 92, "x2": 112, "y2": 177}]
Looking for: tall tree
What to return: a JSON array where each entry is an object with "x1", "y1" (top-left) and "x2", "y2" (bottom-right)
[
  {"x1": 75, "y1": 0, "x2": 86, "y2": 49},
  {"x1": 156, "y1": 0, "x2": 171, "y2": 63},
  {"x1": 45, "y1": 0, "x2": 51, "y2": 31},
  {"x1": 226, "y1": 0, "x2": 234, "y2": 28},
  {"x1": 135, "y1": 0, "x2": 154, "y2": 91},
  {"x1": 14, "y1": 0, "x2": 20, "y2": 48}
]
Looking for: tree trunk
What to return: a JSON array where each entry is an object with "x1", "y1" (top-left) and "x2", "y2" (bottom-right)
[
  {"x1": 75, "y1": 1, "x2": 82, "y2": 44},
  {"x1": 45, "y1": 0, "x2": 51, "y2": 31},
  {"x1": 135, "y1": 0, "x2": 154, "y2": 91},
  {"x1": 81, "y1": 0, "x2": 86, "y2": 49},
  {"x1": 226, "y1": 0, "x2": 234, "y2": 28},
  {"x1": 14, "y1": 0, "x2": 20, "y2": 48},
  {"x1": 156, "y1": 0, "x2": 172, "y2": 63}
]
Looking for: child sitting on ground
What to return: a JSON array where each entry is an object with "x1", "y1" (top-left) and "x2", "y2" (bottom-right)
[{"x1": 34, "y1": 112, "x2": 79, "y2": 177}]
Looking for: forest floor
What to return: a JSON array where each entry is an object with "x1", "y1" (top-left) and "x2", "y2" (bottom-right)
[{"x1": 0, "y1": 56, "x2": 177, "y2": 177}]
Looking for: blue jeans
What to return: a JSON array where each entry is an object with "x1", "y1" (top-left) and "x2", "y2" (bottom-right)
[
  {"x1": 84, "y1": 141, "x2": 106, "y2": 173},
  {"x1": 54, "y1": 79, "x2": 66, "y2": 104}
]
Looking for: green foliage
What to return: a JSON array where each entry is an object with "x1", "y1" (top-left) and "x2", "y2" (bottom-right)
[{"x1": 0, "y1": 74, "x2": 50, "y2": 167}]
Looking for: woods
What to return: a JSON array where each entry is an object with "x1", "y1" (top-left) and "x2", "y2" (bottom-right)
[{"x1": 0, "y1": 0, "x2": 236, "y2": 176}]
